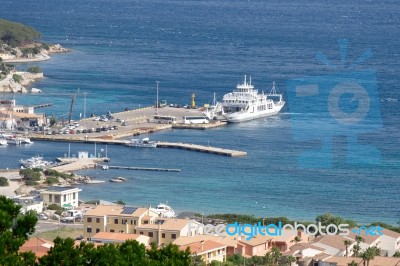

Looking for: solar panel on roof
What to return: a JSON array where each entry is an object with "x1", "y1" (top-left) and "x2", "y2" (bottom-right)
[{"x1": 121, "y1": 206, "x2": 138, "y2": 214}]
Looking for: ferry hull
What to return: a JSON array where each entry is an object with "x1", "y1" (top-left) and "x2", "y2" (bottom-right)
[{"x1": 224, "y1": 104, "x2": 284, "y2": 123}]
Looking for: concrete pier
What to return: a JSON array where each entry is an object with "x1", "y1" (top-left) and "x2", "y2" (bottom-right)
[{"x1": 156, "y1": 142, "x2": 247, "y2": 157}]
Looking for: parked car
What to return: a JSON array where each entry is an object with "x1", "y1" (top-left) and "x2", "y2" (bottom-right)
[{"x1": 38, "y1": 213, "x2": 48, "y2": 220}]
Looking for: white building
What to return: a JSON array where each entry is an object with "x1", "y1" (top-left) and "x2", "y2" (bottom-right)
[
  {"x1": 379, "y1": 229, "x2": 400, "y2": 257},
  {"x1": 12, "y1": 196, "x2": 44, "y2": 214},
  {"x1": 40, "y1": 186, "x2": 82, "y2": 208}
]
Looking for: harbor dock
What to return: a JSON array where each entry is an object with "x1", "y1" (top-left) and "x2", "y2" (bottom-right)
[
  {"x1": 156, "y1": 142, "x2": 247, "y2": 157},
  {"x1": 97, "y1": 165, "x2": 181, "y2": 172},
  {"x1": 29, "y1": 136, "x2": 247, "y2": 157},
  {"x1": 22, "y1": 106, "x2": 246, "y2": 157}
]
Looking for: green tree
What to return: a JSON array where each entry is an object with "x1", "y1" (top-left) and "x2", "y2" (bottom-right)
[
  {"x1": 361, "y1": 247, "x2": 378, "y2": 266},
  {"x1": 49, "y1": 116, "x2": 57, "y2": 127},
  {"x1": 344, "y1": 239, "x2": 352, "y2": 257},
  {"x1": 316, "y1": 213, "x2": 357, "y2": 232},
  {"x1": 0, "y1": 176, "x2": 9, "y2": 186},
  {"x1": 352, "y1": 236, "x2": 364, "y2": 257},
  {"x1": 191, "y1": 255, "x2": 206, "y2": 266},
  {"x1": 285, "y1": 255, "x2": 296, "y2": 266},
  {"x1": 38, "y1": 237, "x2": 90, "y2": 266},
  {"x1": 0, "y1": 196, "x2": 38, "y2": 265},
  {"x1": 393, "y1": 251, "x2": 400, "y2": 257},
  {"x1": 0, "y1": 19, "x2": 41, "y2": 47},
  {"x1": 290, "y1": 236, "x2": 302, "y2": 244},
  {"x1": 115, "y1": 200, "x2": 126, "y2": 205},
  {"x1": 348, "y1": 261, "x2": 358, "y2": 266}
]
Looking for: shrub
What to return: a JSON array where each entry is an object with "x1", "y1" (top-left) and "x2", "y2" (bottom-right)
[
  {"x1": 27, "y1": 65, "x2": 42, "y2": 74},
  {"x1": 47, "y1": 204, "x2": 64, "y2": 212},
  {"x1": 12, "y1": 73, "x2": 22, "y2": 83},
  {"x1": 25, "y1": 180, "x2": 39, "y2": 186},
  {"x1": 42, "y1": 43, "x2": 50, "y2": 50},
  {"x1": 19, "y1": 168, "x2": 41, "y2": 181},
  {"x1": 45, "y1": 177, "x2": 59, "y2": 185},
  {"x1": 43, "y1": 169, "x2": 73, "y2": 180},
  {"x1": 0, "y1": 176, "x2": 9, "y2": 186}
]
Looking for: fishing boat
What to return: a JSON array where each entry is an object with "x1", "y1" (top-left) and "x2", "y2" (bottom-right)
[
  {"x1": 222, "y1": 76, "x2": 285, "y2": 122},
  {"x1": 126, "y1": 137, "x2": 157, "y2": 148},
  {"x1": 22, "y1": 137, "x2": 33, "y2": 144}
]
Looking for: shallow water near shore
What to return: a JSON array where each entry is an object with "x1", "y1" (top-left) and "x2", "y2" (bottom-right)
[{"x1": 0, "y1": 0, "x2": 399, "y2": 224}]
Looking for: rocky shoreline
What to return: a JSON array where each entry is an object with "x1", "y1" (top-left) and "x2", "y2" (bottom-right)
[
  {"x1": 0, "y1": 71, "x2": 44, "y2": 93},
  {"x1": 0, "y1": 43, "x2": 69, "y2": 93}
]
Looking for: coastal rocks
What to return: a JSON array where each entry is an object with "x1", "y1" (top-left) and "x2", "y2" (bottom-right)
[
  {"x1": 48, "y1": 44, "x2": 70, "y2": 53},
  {"x1": 0, "y1": 71, "x2": 43, "y2": 93}
]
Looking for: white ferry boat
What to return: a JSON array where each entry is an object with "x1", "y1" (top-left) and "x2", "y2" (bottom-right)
[{"x1": 222, "y1": 76, "x2": 285, "y2": 122}]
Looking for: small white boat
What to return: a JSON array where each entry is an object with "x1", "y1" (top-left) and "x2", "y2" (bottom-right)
[
  {"x1": 126, "y1": 137, "x2": 157, "y2": 148},
  {"x1": 0, "y1": 139, "x2": 7, "y2": 145},
  {"x1": 22, "y1": 137, "x2": 33, "y2": 144},
  {"x1": 110, "y1": 176, "x2": 127, "y2": 183},
  {"x1": 102, "y1": 165, "x2": 109, "y2": 170},
  {"x1": 31, "y1": 88, "x2": 42, "y2": 93},
  {"x1": 6, "y1": 136, "x2": 23, "y2": 145},
  {"x1": 152, "y1": 203, "x2": 176, "y2": 218}
]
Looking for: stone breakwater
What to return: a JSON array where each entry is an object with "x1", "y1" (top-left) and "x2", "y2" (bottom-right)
[{"x1": 0, "y1": 71, "x2": 44, "y2": 93}]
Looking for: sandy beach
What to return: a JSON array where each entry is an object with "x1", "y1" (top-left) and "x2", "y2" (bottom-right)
[
  {"x1": 0, "y1": 170, "x2": 22, "y2": 197},
  {"x1": 3, "y1": 53, "x2": 51, "y2": 63}
]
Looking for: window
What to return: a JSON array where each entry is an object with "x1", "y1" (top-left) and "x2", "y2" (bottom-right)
[
  {"x1": 63, "y1": 195, "x2": 66, "y2": 202},
  {"x1": 208, "y1": 252, "x2": 211, "y2": 258},
  {"x1": 162, "y1": 233, "x2": 165, "y2": 238},
  {"x1": 171, "y1": 234, "x2": 176, "y2": 239},
  {"x1": 148, "y1": 232, "x2": 153, "y2": 237},
  {"x1": 134, "y1": 220, "x2": 137, "y2": 225},
  {"x1": 87, "y1": 218, "x2": 92, "y2": 223},
  {"x1": 114, "y1": 219, "x2": 118, "y2": 224},
  {"x1": 73, "y1": 193, "x2": 76, "y2": 200},
  {"x1": 144, "y1": 221, "x2": 149, "y2": 224},
  {"x1": 122, "y1": 219, "x2": 127, "y2": 225},
  {"x1": 49, "y1": 194, "x2": 52, "y2": 202},
  {"x1": 87, "y1": 227, "x2": 92, "y2": 233},
  {"x1": 140, "y1": 231, "x2": 143, "y2": 235},
  {"x1": 96, "y1": 228, "x2": 100, "y2": 233},
  {"x1": 110, "y1": 229, "x2": 115, "y2": 233},
  {"x1": 96, "y1": 218, "x2": 100, "y2": 223}
]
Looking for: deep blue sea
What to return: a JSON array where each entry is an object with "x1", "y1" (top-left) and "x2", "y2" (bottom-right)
[{"x1": 0, "y1": 0, "x2": 399, "y2": 224}]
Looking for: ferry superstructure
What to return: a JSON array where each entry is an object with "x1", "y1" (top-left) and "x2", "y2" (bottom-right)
[{"x1": 222, "y1": 76, "x2": 285, "y2": 122}]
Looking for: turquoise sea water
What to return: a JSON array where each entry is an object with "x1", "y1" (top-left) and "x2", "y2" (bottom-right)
[{"x1": 0, "y1": 0, "x2": 399, "y2": 224}]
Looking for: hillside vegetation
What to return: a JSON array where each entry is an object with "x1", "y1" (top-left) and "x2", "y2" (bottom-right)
[{"x1": 0, "y1": 18, "x2": 41, "y2": 47}]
